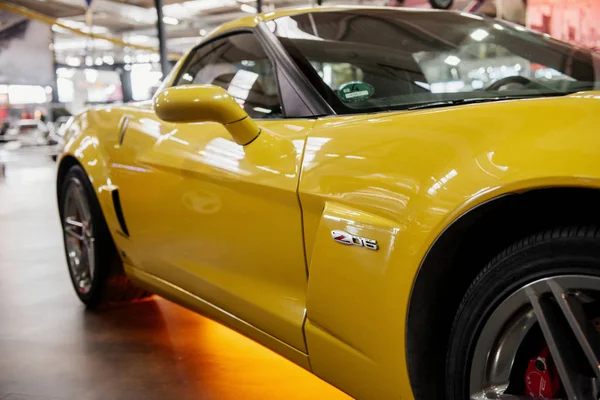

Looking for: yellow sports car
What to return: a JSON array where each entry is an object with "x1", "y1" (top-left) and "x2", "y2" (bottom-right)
[{"x1": 56, "y1": 6, "x2": 600, "y2": 400}]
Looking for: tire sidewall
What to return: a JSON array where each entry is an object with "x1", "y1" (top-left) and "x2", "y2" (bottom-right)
[
  {"x1": 60, "y1": 165, "x2": 110, "y2": 307},
  {"x1": 446, "y1": 236, "x2": 600, "y2": 399}
]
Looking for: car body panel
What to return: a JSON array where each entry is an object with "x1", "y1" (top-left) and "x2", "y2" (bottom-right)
[
  {"x1": 63, "y1": 105, "x2": 315, "y2": 354},
  {"x1": 61, "y1": 91, "x2": 600, "y2": 399},
  {"x1": 123, "y1": 262, "x2": 312, "y2": 369},
  {"x1": 201, "y1": 5, "x2": 406, "y2": 37},
  {"x1": 298, "y1": 92, "x2": 600, "y2": 399},
  {"x1": 57, "y1": 6, "x2": 600, "y2": 399}
]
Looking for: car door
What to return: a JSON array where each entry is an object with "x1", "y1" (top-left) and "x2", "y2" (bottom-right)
[{"x1": 110, "y1": 31, "x2": 312, "y2": 352}]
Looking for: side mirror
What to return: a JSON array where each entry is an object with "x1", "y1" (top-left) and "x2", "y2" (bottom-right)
[{"x1": 153, "y1": 84, "x2": 260, "y2": 146}]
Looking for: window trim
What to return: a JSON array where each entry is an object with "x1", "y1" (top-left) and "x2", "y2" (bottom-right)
[
  {"x1": 171, "y1": 27, "x2": 253, "y2": 90},
  {"x1": 171, "y1": 28, "x2": 287, "y2": 120},
  {"x1": 171, "y1": 25, "x2": 335, "y2": 119},
  {"x1": 255, "y1": 21, "x2": 334, "y2": 117}
]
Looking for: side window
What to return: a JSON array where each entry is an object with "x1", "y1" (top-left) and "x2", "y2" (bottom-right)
[{"x1": 175, "y1": 33, "x2": 282, "y2": 119}]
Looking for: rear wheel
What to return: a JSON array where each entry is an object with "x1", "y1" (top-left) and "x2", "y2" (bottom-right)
[
  {"x1": 60, "y1": 165, "x2": 151, "y2": 308},
  {"x1": 446, "y1": 227, "x2": 600, "y2": 399}
]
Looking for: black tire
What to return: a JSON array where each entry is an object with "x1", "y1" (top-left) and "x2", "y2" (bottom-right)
[
  {"x1": 60, "y1": 164, "x2": 152, "y2": 308},
  {"x1": 446, "y1": 226, "x2": 600, "y2": 399}
]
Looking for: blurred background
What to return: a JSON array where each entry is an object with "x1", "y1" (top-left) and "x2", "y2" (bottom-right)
[
  {"x1": 1, "y1": 0, "x2": 598, "y2": 138},
  {"x1": 0, "y1": 1, "x2": 599, "y2": 399}
]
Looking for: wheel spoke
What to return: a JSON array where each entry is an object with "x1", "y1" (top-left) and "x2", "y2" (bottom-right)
[
  {"x1": 62, "y1": 179, "x2": 95, "y2": 295},
  {"x1": 526, "y1": 286, "x2": 596, "y2": 400},
  {"x1": 64, "y1": 217, "x2": 83, "y2": 228},
  {"x1": 64, "y1": 225, "x2": 84, "y2": 241},
  {"x1": 547, "y1": 280, "x2": 600, "y2": 382},
  {"x1": 72, "y1": 186, "x2": 91, "y2": 224}
]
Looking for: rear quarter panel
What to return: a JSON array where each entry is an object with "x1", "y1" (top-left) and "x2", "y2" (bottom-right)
[{"x1": 300, "y1": 93, "x2": 600, "y2": 399}]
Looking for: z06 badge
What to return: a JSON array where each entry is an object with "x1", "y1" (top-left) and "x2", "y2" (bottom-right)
[{"x1": 331, "y1": 230, "x2": 379, "y2": 250}]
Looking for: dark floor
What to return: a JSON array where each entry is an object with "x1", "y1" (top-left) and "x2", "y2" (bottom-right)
[{"x1": 0, "y1": 147, "x2": 349, "y2": 400}]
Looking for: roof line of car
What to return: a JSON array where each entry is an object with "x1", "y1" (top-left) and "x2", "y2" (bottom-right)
[
  {"x1": 214, "y1": 5, "x2": 451, "y2": 33},
  {"x1": 258, "y1": 5, "x2": 448, "y2": 22}
]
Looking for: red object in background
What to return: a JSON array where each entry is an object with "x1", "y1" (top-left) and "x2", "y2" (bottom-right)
[
  {"x1": 528, "y1": 0, "x2": 600, "y2": 50},
  {"x1": 529, "y1": 63, "x2": 546, "y2": 72},
  {"x1": 0, "y1": 107, "x2": 7, "y2": 122},
  {"x1": 524, "y1": 347, "x2": 560, "y2": 398}
]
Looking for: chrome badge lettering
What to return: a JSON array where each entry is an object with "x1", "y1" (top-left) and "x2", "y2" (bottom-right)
[{"x1": 331, "y1": 230, "x2": 378, "y2": 250}]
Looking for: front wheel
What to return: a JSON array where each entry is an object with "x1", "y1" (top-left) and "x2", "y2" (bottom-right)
[
  {"x1": 447, "y1": 227, "x2": 600, "y2": 399},
  {"x1": 60, "y1": 165, "x2": 152, "y2": 307}
]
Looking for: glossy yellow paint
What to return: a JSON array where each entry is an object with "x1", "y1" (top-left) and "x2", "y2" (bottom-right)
[
  {"x1": 60, "y1": 104, "x2": 316, "y2": 365},
  {"x1": 154, "y1": 85, "x2": 261, "y2": 145},
  {"x1": 61, "y1": 89, "x2": 600, "y2": 400},
  {"x1": 57, "y1": 7, "x2": 600, "y2": 399},
  {"x1": 299, "y1": 92, "x2": 600, "y2": 399}
]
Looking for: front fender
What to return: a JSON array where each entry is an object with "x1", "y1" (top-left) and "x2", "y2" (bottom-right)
[{"x1": 299, "y1": 92, "x2": 600, "y2": 399}]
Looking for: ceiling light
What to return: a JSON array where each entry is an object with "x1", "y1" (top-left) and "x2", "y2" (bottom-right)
[
  {"x1": 136, "y1": 54, "x2": 150, "y2": 63},
  {"x1": 58, "y1": 19, "x2": 82, "y2": 28},
  {"x1": 102, "y1": 55, "x2": 114, "y2": 65},
  {"x1": 174, "y1": 0, "x2": 237, "y2": 12},
  {"x1": 56, "y1": 68, "x2": 75, "y2": 78},
  {"x1": 65, "y1": 56, "x2": 81, "y2": 67},
  {"x1": 85, "y1": 56, "x2": 93, "y2": 66},
  {"x1": 470, "y1": 29, "x2": 489, "y2": 41},
  {"x1": 444, "y1": 55, "x2": 461, "y2": 66},
  {"x1": 84, "y1": 69, "x2": 98, "y2": 83},
  {"x1": 162, "y1": 16, "x2": 179, "y2": 25},
  {"x1": 126, "y1": 35, "x2": 157, "y2": 45},
  {"x1": 240, "y1": 4, "x2": 257, "y2": 13},
  {"x1": 95, "y1": 57, "x2": 103, "y2": 66},
  {"x1": 199, "y1": 29, "x2": 207, "y2": 36},
  {"x1": 150, "y1": 53, "x2": 160, "y2": 63},
  {"x1": 51, "y1": 24, "x2": 67, "y2": 33}
]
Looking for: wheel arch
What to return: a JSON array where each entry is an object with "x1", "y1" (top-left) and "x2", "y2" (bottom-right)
[
  {"x1": 406, "y1": 186, "x2": 600, "y2": 399},
  {"x1": 56, "y1": 134, "x2": 120, "y2": 243},
  {"x1": 56, "y1": 154, "x2": 81, "y2": 205}
]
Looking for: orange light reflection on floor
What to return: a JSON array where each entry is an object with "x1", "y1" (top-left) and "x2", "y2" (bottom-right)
[{"x1": 155, "y1": 297, "x2": 352, "y2": 400}]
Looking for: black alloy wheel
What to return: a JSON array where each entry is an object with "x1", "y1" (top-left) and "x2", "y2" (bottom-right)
[{"x1": 446, "y1": 227, "x2": 600, "y2": 399}]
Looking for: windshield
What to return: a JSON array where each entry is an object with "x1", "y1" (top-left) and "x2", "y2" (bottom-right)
[{"x1": 273, "y1": 9, "x2": 600, "y2": 113}]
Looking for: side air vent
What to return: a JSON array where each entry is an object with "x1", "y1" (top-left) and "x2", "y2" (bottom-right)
[
  {"x1": 118, "y1": 116, "x2": 130, "y2": 145},
  {"x1": 111, "y1": 189, "x2": 130, "y2": 237}
]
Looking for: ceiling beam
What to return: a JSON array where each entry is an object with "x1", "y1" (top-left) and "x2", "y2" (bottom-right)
[{"x1": 0, "y1": 2, "x2": 181, "y2": 59}]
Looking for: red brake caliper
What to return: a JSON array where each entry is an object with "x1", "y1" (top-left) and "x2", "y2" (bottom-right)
[{"x1": 524, "y1": 346, "x2": 561, "y2": 398}]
